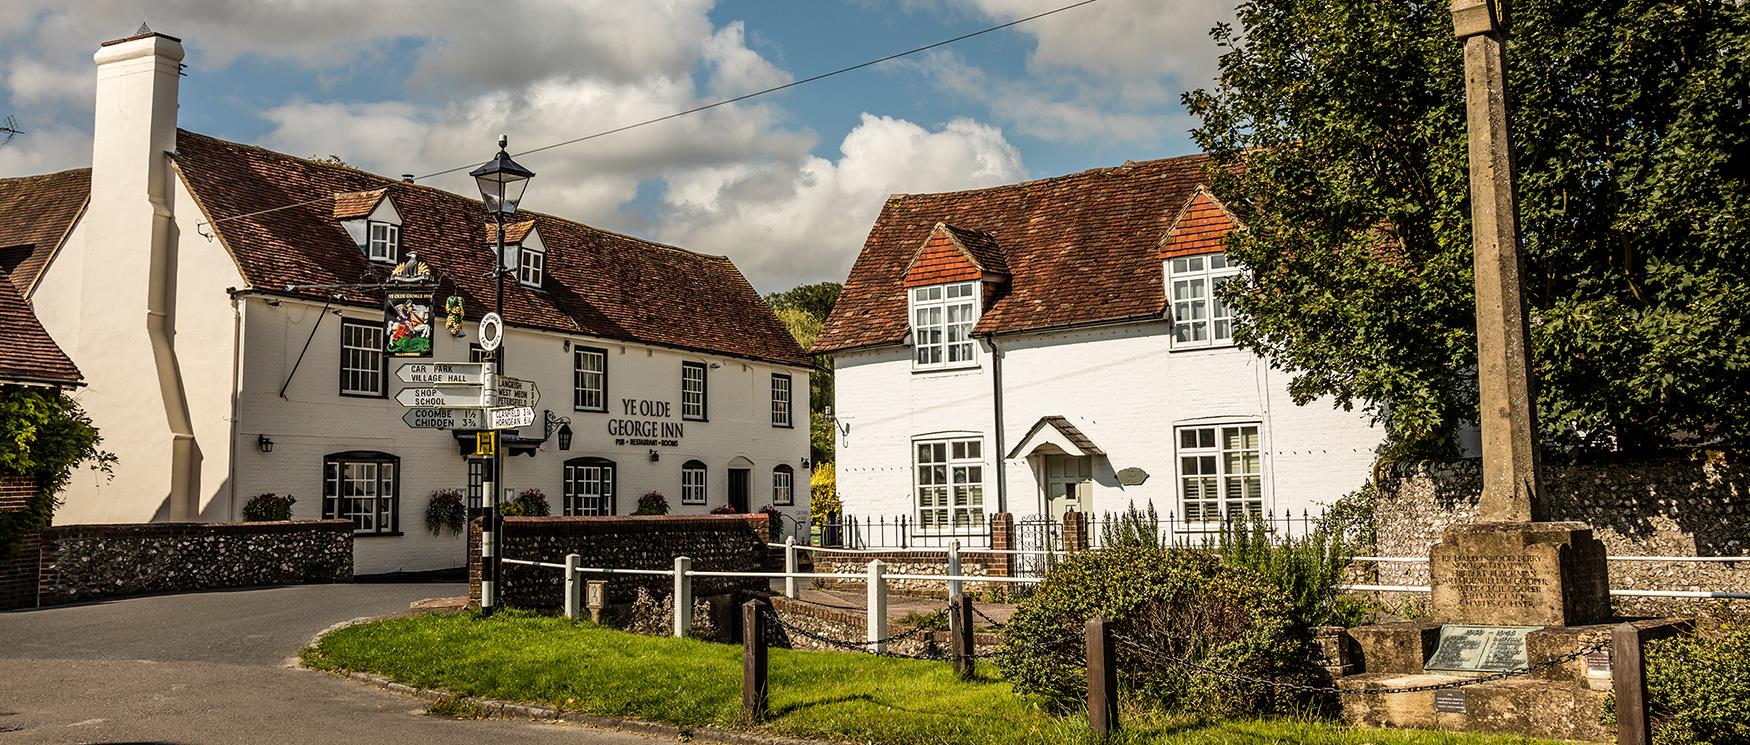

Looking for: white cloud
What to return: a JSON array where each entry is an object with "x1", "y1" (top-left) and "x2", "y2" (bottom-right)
[
  {"x1": 968, "y1": 0, "x2": 1236, "y2": 89},
  {"x1": 657, "y1": 113, "x2": 1027, "y2": 290}
]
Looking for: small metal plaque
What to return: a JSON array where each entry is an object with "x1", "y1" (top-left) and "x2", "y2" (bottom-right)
[
  {"x1": 1434, "y1": 689, "x2": 1467, "y2": 714},
  {"x1": 1585, "y1": 650, "x2": 1612, "y2": 678},
  {"x1": 1425, "y1": 625, "x2": 1541, "y2": 673},
  {"x1": 1115, "y1": 467, "x2": 1149, "y2": 486}
]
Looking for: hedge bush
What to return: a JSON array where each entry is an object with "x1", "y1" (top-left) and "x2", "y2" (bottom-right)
[
  {"x1": 1644, "y1": 623, "x2": 1750, "y2": 745},
  {"x1": 992, "y1": 546, "x2": 1315, "y2": 717},
  {"x1": 241, "y1": 493, "x2": 295, "y2": 521}
]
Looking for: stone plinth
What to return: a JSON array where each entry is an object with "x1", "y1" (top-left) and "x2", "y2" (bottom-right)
[{"x1": 1429, "y1": 522, "x2": 1611, "y2": 626}]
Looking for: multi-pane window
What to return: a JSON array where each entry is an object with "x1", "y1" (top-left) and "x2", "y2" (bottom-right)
[
  {"x1": 574, "y1": 347, "x2": 607, "y2": 412},
  {"x1": 1168, "y1": 252, "x2": 1240, "y2": 347},
  {"x1": 339, "y1": 318, "x2": 385, "y2": 396},
  {"x1": 1176, "y1": 424, "x2": 1264, "y2": 523},
  {"x1": 367, "y1": 222, "x2": 398, "y2": 263},
  {"x1": 563, "y1": 458, "x2": 616, "y2": 516},
  {"x1": 681, "y1": 460, "x2": 707, "y2": 505},
  {"x1": 681, "y1": 362, "x2": 708, "y2": 421},
  {"x1": 914, "y1": 438, "x2": 984, "y2": 531},
  {"x1": 771, "y1": 373, "x2": 792, "y2": 427},
  {"x1": 911, "y1": 282, "x2": 978, "y2": 369},
  {"x1": 466, "y1": 459, "x2": 486, "y2": 511},
  {"x1": 772, "y1": 465, "x2": 795, "y2": 506},
  {"x1": 518, "y1": 243, "x2": 544, "y2": 288},
  {"x1": 323, "y1": 452, "x2": 398, "y2": 534}
]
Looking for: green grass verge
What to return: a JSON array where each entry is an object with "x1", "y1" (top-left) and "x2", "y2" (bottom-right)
[{"x1": 302, "y1": 610, "x2": 1563, "y2": 745}]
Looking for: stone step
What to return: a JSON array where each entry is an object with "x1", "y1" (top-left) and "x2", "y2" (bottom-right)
[{"x1": 1338, "y1": 673, "x2": 1610, "y2": 742}]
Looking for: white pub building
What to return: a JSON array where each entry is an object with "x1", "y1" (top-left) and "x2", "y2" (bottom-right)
[
  {"x1": 0, "y1": 28, "x2": 810, "y2": 574},
  {"x1": 814, "y1": 156, "x2": 1382, "y2": 541}
]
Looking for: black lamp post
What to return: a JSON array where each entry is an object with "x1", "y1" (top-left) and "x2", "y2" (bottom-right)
[{"x1": 470, "y1": 135, "x2": 534, "y2": 619}]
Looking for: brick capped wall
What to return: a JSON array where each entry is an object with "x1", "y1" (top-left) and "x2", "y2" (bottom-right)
[
  {"x1": 0, "y1": 531, "x2": 42, "y2": 610},
  {"x1": 0, "y1": 475, "x2": 34, "y2": 513},
  {"x1": 26, "y1": 520, "x2": 353, "y2": 607},
  {"x1": 1370, "y1": 457, "x2": 1750, "y2": 618},
  {"x1": 469, "y1": 514, "x2": 771, "y2": 610}
]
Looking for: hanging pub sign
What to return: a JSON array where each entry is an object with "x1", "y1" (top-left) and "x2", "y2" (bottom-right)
[{"x1": 384, "y1": 255, "x2": 437, "y2": 358}]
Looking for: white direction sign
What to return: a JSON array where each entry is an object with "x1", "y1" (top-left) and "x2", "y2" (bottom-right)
[
  {"x1": 396, "y1": 362, "x2": 490, "y2": 385},
  {"x1": 396, "y1": 386, "x2": 488, "y2": 409},
  {"x1": 402, "y1": 408, "x2": 485, "y2": 430},
  {"x1": 488, "y1": 374, "x2": 541, "y2": 408},
  {"x1": 487, "y1": 406, "x2": 537, "y2": 430}
]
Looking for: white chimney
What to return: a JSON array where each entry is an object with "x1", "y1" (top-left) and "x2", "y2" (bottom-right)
[{"x1": 89, "y1": 27, "x2": 183, "y2": 223}]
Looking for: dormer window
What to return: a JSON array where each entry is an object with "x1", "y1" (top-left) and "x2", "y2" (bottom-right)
[
  {"x1": 1167, "y1": 252, "x2": 1239, "y2": 347},
  {"x1": 367, "y1": 222, "x2": 399, "y2": 263},
  {"x1": 487, "y1": 220, "x2": 543, "y2": 289},
  {"x1": 912, "y1": 281, "x2": 978, "y2": 370},
  {"x1": 518, "y1": 241, "x2": 544, "y2": 288}
]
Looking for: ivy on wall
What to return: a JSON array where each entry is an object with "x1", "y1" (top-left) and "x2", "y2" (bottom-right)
[{"x1": 0, "y1": 385, "x2": 114, "y2": 558}]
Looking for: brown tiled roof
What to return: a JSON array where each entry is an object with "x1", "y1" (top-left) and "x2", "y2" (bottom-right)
[
  {"x1": 1006, "y1": 415, "x2": 1105, "y2": 458},
  {"x1": 903, "y1": 226, "x2": 984, "y2": 288},
  {"x1": 0, "y1": 265, "x2": 81, "y2": 387},
  {"x1": 171, "y1": 130, "x2": 808, "y2": 367},
  {"x1": 815, "y1": 154, "x2": 1218, "y2": 353},
  {"x1": 486, "y1": 220, "x2": 538, "y2": 244},
  {"x1": 332, "y1": 189, "x2": 387, "y2": 219},
  {"x1": 1159, "y1": 188, "x2": 1240, "y2": 259},
  {"x1": 0, "y1": 168, "x2": 90, "y2": 294},
  {"x1": 938, "y1": 223, "x2": 1009, "y2": 275}
]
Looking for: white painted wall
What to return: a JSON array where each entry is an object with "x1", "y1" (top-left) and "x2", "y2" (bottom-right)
[
  {"x1": 831, "y1": 319, "x2": 1381, "y2": 540},
  {"x1": 234, "y1": 295, "x2": 810, "y2": 573}
]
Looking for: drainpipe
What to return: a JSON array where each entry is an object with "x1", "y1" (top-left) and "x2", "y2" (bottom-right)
[
  {"x1": 146, "y1": 164, "x2": 199, "y2": 520},
  {"x1": 225, "y1": 294, "x2": 245, "y2": 521},
  {"x1": 986, "y1": 334, "x2": 1007, "y2": 514}
]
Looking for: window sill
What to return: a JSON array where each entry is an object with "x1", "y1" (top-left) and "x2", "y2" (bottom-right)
[
  {"x1": 573, "y1": 406, "x2": 607, "y2": 414},
  {"x1": 339, "y1": 391, "x2": 388, "y2": 399},
  {"x1": 1167, "y1": 342, "x2": 1238, "y2": 353},
  {"x1": 910, "y1": 364, "x2": 981, "y2": 375},
  {"x1": 683, "y1": 417, "x2": 708, "y2": 423},
  {"x1": 771, "y1": 423, "x2": 795, "y2": 429},
  {"x1": 353, "y1": 531, "x2": 405, "y2": 538}
]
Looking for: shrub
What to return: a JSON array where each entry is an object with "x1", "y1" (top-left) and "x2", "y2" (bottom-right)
[
  {"x1": 1099, "y1": 501, "x2": 1164, "y2": 549},
  {"x1": 809, "y1": 462, "x2": 838, "y2": 523},
  {"x1": 241, "y1": 493, "x2": 296, "y2": 522},
  {"x1": 425, "y1": 488, "x2": 467, "y2": 536},
  {"x1": 993, "y1": 546, "x2": 1313, "y2": 717},
  {"x1": 0, "y1": 386, "x2": 113, "y2": 557},
  {"x1": 1220, "y1": 518, "x2": 1370, "y2": 628},
  {"x1": 710, "y1": 503, "x2": 738, "y2": 514},
  {"x1": 634, "y1": 491, "x2": 669, "y2": 515},
  {"x1": 1643, "y1": 623, "x2": 1750, "y2": 745},
  {"x1": 500, "y1": 489, "x2": 550, "y2": 518}
]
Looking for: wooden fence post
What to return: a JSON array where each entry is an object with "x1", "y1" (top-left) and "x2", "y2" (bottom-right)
[
  {"x1": 950, "y1": 593, "x2": 975, "y2": 678},
  {"x1": 1086, "y1": 616, "x2": 1118, "y2": 741},
  {"x1": 673, "y1": 556, "x2": 692, "y2": 638},
  {"x1": 1613, "y1": 620, "x2": 1690, "y2": 745},
  {"x1": 742, "y1": 599, "x2": 769, "y2": 724}
]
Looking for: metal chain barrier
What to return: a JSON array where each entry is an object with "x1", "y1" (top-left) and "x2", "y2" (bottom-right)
[
  {"x1": 761, "y1": 606, "x2": 951, "y2": 661},
  {"x1": 1112, "y1": 632, "x2": 1609, "y2": 696},
  {"x1": 970, "y1": 603, "x2": 1007, "y2": 630}
]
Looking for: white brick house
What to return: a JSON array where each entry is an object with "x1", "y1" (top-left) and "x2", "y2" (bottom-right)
[
  {"x1": 1, "y1": 29, "x2": 810, "y2": 574},
  {"x1": 813, "y1": 157, "x2": 1382, "y2": 543}
]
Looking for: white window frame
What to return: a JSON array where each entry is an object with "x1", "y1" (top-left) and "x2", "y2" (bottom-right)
[
  {"x1": 517, "y1": 242, "x2": 544, "y2": 288},
  {"x1": 574, "y1": 347, "x2": 607, "y2": 412},
  {"x1": 366, "y1": 221, "x2": 399, "y2": 263},
  {"x1": 323, "y1": 453, "x2": 398, "y2": 535},
  {"x1": 910, "y1": 281, "x2": 979, "y2": 370},
  {"x1": 1167, "y1": 252, "x2": 1240, "y2": 349},
  {"x1": 681, "y1": 460, "x2": 707, "y2": 505},
  {"x1": 913, "y1": 437, "x2": 985, "y2": 533},
  {"x1": 772, "y1": 465, "x2": 794, "y2": 506},
  {"x1": 339, "y1": 318, "x2": 385, "y2": 397},
  {"x1": 771, "y1": 373, "x2": 792, "y2": 428},
  {"x1": 681, "y1": 362, "x2": 708, "y2": 421},
  {"x1": 563, "y1": 458, "x2": 616, "y2": 516},
  {"x1": 1174, "y1": 422, "x2": 1265, "y2": 526}
]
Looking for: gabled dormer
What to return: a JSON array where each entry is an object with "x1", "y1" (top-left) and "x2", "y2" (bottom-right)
[
  {"x1": 486, "y1": 221, "x2": 543, "y2": 289},
  {"x1": 1158, "y1": 187, "x2": 1243, "y2": 349},
  {"x1": 334, "y1": 189, "x2": 402, "y2": 264},
  {"x1": 902, "y1": 223, "x2": 1008, "y2": 371}
]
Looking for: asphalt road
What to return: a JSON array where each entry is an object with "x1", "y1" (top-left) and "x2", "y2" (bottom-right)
[{"x1": 0, "y1": 584, "x2": 662, "y2": 744}]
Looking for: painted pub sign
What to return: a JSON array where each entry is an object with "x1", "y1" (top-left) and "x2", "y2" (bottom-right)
[{"x1": 385, "y1": 255, "x2": 436, "y2": 358}]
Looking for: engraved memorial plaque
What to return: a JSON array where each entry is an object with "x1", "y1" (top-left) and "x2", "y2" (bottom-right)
[
  {"x1": 1585, "y1": 650, "x2": 1612, "y2": 678},
  {"x1": 1425, "y1": 625, "x2": 1542, "y2": 673},
  {"x1": 1434, "y1": 689, "x2": 1467, "y2": 714}
]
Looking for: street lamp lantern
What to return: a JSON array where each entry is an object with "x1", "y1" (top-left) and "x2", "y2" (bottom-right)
[{"x1": 469, "y1": 134, "x2": 536, "y2": 216}]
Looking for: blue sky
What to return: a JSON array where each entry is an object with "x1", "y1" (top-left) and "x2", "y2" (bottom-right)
[{"x1": 1, "y1": 0, "x2": 1234, "y2": 291}]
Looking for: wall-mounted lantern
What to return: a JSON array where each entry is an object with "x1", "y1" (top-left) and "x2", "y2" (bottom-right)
[
  {"x1": 648, "y1": 449, "x2": 660, "y2": 462},
  {"x1": 257, "y1": 434, "x2": 274, "y2": 453}
]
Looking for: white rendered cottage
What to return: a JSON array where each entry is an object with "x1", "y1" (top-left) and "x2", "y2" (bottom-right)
[
  {"x1": 2, "y1": 29, "x2": 810, "y2": 574},
  {"x1": 812, "y1": 157, "x2": 1383, "y2": 544}
]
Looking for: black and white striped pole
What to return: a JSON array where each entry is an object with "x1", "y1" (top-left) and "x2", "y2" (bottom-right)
[{"x1": 471, "y1": 134, "x2": 534, "y2": 620}]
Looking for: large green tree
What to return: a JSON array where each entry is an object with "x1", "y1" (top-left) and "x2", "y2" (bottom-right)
[
  {"x1": 767, "y1": 282, "x2": 842, "y2": 464},
  {"x1": 1186, "y1": 0, "x2": 1750, "y2": 458}
]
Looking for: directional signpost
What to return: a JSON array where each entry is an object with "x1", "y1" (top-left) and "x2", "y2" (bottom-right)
[
  {"x1": 396, "y1": 362, "x2": 490, "y2": 386},
  {"x1": 487, "y1": 374, "x2": 540, "y2": 409},
  {"x1": 402, "y1": 408, "x2": 486, "y2": 430},
  {"x1": 395, "y1": 362, "x2": 537, "y2": 431},
  {"x1": 396, "y1": 386, "x2": 489, "y2": 409},
  {"x1": 487, "y1": 406, "x2": 537, "y2": 430}
]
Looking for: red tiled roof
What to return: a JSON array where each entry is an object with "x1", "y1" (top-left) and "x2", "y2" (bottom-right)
[
  {"x1": 171, "y1": 130, "x2": 808, "y2": 367},
  {"x1": 0, "y1": 265, "x2": 81, "y2": 387},
  {"x1": 903, "y1": 227, "x2": 984, "y2": 289},
  {"x1": 0, "y1": 168, "x2": 90, "y2": 294},
  {"x1": 486, "y1": 220, "x2": 538, "y2": 244},
  {"x1": 815, "y1": 154, "x2": 1219, "y2": 353},
  {"x1": 331, "y1": 189, "x2": 387, "y2": 220},
  {"x1": 1159, "y1": 188, "x2": 1240, "y2": 259}
]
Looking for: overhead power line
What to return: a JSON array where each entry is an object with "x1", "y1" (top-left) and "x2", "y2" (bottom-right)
[{"x1": 200, "y1": 0, "x2": 1103, "y2": 229}]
